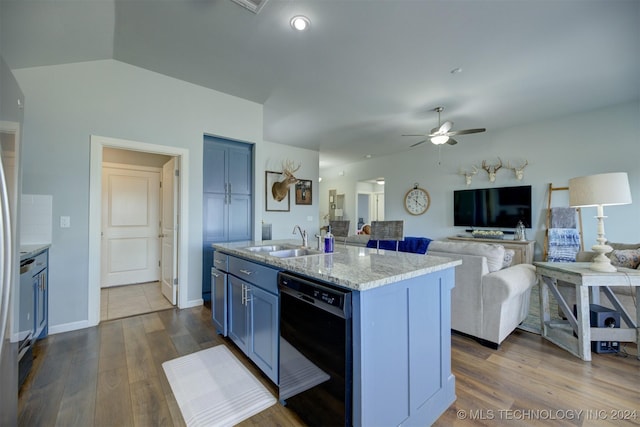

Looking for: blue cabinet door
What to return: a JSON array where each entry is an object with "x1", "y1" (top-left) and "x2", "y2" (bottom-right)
[
  {"x1": 211, "y1": 268, "x2": 227, "y2": 336},
  {"x1": 203, "y1": 192, "x2": 227, "y2": 242},
  {"x1": 248, "y1": 285, "x2": 279, "y2": 384},
  {"x1": 228, "y1": 194, "x2": 251, "y2": 241},
  {"x1": 227, "y1": 276, "x2": 249, "y2": 354},
  {"x1": 228, "y1": 145, "x2": 251, "y2": 195},
  {"x1": 203, "y1": 142, "x2": 228, "y2": 194}
]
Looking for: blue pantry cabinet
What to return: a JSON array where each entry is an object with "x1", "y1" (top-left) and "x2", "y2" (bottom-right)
[{"x1": 202, "y1": 136, "x2": 253, "y2": 301}]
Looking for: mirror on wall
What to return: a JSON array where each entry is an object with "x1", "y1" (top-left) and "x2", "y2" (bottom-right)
[{"x1": 356, "y1": 177, "x2": 385, "y2": 232}]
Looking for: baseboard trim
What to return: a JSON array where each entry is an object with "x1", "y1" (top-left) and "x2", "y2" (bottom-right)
[
  {"x1": 49, "y1": 320, "x2": 91, "y2": 335},
  {"x1": 182, "y1": 298, "x2": 204, "y2": 309}
]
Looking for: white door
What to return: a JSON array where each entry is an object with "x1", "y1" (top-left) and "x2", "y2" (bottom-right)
[
  {"x1": 101, "y1": 166, "x2": 160, "y2": 287},
  {"x1": 161, "y1": 158, "x2": 178, "y2": 304}
]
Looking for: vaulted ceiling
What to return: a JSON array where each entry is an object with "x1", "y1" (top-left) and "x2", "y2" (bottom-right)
[{"x1": 2, "y1": 0, "x2": 639, "y2": 169}]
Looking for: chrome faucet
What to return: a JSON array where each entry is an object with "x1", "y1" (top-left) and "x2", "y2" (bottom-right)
[{"x1": 292, "y1": 225, "x2": 308, "y2": 247}]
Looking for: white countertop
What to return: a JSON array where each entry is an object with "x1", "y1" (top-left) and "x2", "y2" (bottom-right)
[
  {"x1": 212, "y1": 240, "x2": 461, "y2": 291},
  {"x1": 20, "y1": 244, "x2": 51, "y2": 260}
]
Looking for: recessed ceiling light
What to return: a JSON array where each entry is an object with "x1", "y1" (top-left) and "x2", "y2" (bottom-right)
[
  {"x1": 290, "y1": 15, "x2": 310, "y2": 31},
  {"x1": 364, "y1": 154, "x2": 372, "y2": 159}
]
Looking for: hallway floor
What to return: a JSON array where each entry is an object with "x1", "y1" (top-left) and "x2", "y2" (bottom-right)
[{"x1": 100, "y1": 281, "x2": 173, "y2": 321}]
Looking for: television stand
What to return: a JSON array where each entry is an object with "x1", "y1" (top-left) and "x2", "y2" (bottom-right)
[{"x1": 448, "y1": 236, "x2": 535, "y2": 265}]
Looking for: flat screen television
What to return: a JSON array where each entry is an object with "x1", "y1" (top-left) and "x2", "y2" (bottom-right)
[{"x1": 454, "y1": 185, "x2": 532, "y2": 229}]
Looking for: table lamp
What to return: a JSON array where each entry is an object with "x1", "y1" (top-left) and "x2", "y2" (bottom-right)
[{"x1": 569, "y1": 172, "x2": 632, "y2": 272}]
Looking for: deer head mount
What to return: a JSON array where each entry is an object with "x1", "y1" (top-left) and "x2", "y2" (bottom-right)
[
  {"x1": 507, "y1": 160, "x2": 528, "y2": 181},
  {"x1": 271, "y1": 160, "x2": 301, "y2": 201},
  {"x1": 459, "y1": 166, "x2": 478, "y2": 186},
  {"x1": 482, "y1": 158, "x2": 502, "y2": 183}
]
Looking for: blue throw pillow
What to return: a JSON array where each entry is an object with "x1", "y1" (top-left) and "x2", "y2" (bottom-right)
[{"x1": 366, "y1": 237, "x2": 431, "y2": 254}]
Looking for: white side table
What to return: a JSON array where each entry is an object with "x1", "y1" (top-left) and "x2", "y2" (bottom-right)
[{"x1": 534, "y1": 262, "x2": 639, "y2": 361}]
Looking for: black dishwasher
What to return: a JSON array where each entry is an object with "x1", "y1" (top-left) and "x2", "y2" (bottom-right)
[{"x1": 278, "y1": 272, "x2": 353, "y2": 427}]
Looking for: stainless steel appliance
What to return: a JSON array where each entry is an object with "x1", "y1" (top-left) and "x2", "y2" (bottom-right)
[
  {"x1": 278, "y1": 272, "x2": 352, "y2": 427},
  {"x1": 0, "y1": 146, "x2": 17, "y2": 424},
  {"x1": 1, "y1": 57, "x2": 22, "y2": 425}
]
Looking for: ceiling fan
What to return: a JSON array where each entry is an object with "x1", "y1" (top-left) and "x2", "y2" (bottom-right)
[{"x1": 402, "y1": 107, "x2": 486, "y2": 147}]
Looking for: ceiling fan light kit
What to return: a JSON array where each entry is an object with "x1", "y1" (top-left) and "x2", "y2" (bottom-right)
[{"x1": 430, "y1": 135, "x2": 449, "y2": 145}]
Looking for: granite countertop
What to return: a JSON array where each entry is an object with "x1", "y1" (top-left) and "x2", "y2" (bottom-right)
[
  {"x1": 212, "y1": 239, "x2": 461, "y2": 291},
  {"x1": 20, "y1": 244, "x2": 51, "y2": 260}
]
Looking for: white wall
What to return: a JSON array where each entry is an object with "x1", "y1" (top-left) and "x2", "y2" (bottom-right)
[
  {"x1": 255, "y1": 141, "x2": 320, "y2": 240},
  {"x1": 320, "y1": 101, "x2": 640, "y2": 260},
  {"x1": 14, "y1": 59, "x2": 264, "y2": 330}
]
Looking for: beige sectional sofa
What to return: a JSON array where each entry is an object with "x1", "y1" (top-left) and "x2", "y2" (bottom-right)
[
  {"x1": 340, "y1": 236, "x2": 538, "y2": 347},
  {"x1": 427, "y1": 240, "x2": 538, "y2": 348}
]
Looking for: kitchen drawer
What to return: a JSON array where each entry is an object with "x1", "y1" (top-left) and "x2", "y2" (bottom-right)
[
  {"x1": 228, "y1": 255, "x2": 279, "y2": 294},
  {"x1": 213, "y1": 251, "x2": 228, "y2": 272}
]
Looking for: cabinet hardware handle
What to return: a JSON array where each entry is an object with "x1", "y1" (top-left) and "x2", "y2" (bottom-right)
[
  {"x1": 241, "y1": 284, "x2": 247, "y2": 305},
  {"x1": 212, "y1": 272, "x2": 220, "y2": 278},
  {"x1": 239, "y1": 269, "x2": 252, "y2": 276}
]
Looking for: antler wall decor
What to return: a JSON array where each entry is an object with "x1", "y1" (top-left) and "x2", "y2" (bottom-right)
[
  {"x1": 506, "y1": 160, "x2": 528, "y2": 181},
  {"x1": 481, "y1": 158, "x2": 502, "y2": 183},
  {"x1": 458, "y1": 166, "x2": 478, "y2": 186},
  {"x1": 271, "y1": 160, "x2": 301, "y2": 201}
]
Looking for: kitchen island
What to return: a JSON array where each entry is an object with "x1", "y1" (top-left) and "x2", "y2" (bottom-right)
[{"x1": 212, "y1": 240, "x2": 461, "y2": 426}]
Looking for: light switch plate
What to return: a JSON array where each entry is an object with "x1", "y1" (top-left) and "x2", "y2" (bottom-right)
[{"x1": 60, "y1": 216, "x2": 71, "y2": 228}]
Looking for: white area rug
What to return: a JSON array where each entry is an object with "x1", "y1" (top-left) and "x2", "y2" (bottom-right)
[{"x1": 162, "y1": 345, "x2": 276, "y2": 427}]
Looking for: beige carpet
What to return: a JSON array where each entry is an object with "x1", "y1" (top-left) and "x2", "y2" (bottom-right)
[{"x1": 162, "y1": 345, "x2": 276, "y2": 427}]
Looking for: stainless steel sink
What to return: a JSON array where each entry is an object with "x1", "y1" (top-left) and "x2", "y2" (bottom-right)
[
  {"x1": 243, "y1": 244, "x2": 296, "y2": 252},
  {"x1": 268, "y1": 248, "x2": 323, "y2": 258}
]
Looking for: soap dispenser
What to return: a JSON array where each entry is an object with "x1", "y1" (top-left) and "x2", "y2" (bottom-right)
[{"x1": 324, "y1": 226, "x2": 335, "y2": 253}]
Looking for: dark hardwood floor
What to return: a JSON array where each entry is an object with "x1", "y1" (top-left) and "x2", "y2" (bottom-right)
[{"x1": 18, "y1": 305, "x2": 639, "y2": 426}]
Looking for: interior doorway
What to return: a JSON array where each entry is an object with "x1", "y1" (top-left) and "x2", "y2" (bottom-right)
[
  {"x1": 99, "y1": 148, "x2": 176, "y2": 320},
  {"x1": 88, "y1": 135, "x2": 190, "y2": 327},
  {"x1": 356, "y1": 177, "x2": 385, "y2": 232}
]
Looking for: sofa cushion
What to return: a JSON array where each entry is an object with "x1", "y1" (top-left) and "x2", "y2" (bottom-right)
[
  {"x1": 503, "y1": 249, "x2": 515, "y2": 269},
  {"x1": 609, "y1": 249, "x2": 640, "y2": 269},
  {"x1": 608, "y1": 242, "x2": 640, "y2": 250},
  {"x1": 428, "y1": 241, "x2": 506, "y2": 272}
]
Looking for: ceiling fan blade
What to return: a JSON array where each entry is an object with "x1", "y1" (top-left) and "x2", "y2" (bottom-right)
[
  {"x1": 410, "y1": 140, "x2": 426, "y2": 147},
  {"x1": 446, "y1": 137, "x2": 459, "y2": 146},
  {"x1": 447, "y1": 128, "x2": 486, "y2": 136},
  {"x1": 402, "y1": 134, "x2": 426, "y2": 137},
  {"x1": 439, "y1": 121, "x2": 453, "y2": 133}
]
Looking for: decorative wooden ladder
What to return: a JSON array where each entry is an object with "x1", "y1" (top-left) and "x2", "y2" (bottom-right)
[{"x1": 543, "y1": 183, "x2": 584, "y2": 260}]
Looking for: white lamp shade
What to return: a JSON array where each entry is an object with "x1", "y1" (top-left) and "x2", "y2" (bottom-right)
[{"x1": 569, "y1": 172, "x2": 632, "y2": 207}]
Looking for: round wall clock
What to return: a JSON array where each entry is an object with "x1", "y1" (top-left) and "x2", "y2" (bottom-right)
[{"x1": 404, "y1": 185, "x2": 431, "y2": 215}]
